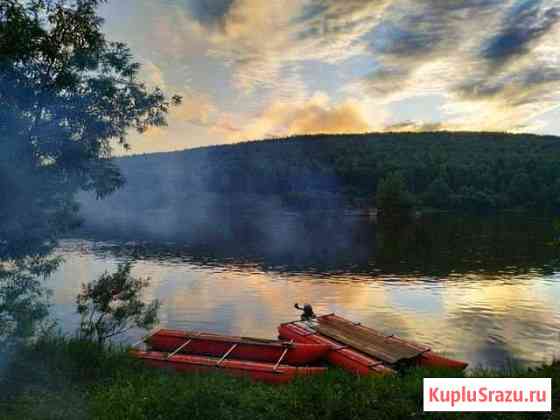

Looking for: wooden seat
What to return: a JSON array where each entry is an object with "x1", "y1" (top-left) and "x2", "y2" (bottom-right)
[{"x1": 315, "y1": 317, "x2": 428, "y2": 365}]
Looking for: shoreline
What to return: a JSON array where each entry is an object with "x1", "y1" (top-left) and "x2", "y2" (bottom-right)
[{"x1": 2, "y1": 337, "x2": 558, "y2": 419}]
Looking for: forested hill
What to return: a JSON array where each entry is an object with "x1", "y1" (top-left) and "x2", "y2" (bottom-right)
[{"x1": 78, "y1": 132, "x2": 560, "y2": 234}]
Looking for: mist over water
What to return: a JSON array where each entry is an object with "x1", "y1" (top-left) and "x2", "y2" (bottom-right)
[{"x1": 49, "y1": 212, "x2": 560, "y2": 370}]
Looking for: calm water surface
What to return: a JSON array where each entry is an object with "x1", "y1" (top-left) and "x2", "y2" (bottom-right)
[{"x1": 48, "y1": 213, "x2": 560, "y2": 369}]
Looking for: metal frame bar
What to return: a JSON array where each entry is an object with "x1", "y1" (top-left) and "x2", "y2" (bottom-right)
[
  {"x1": 216, "y1": 343, "x2": 238, "y2": 366},
  {"x1": 167, "y1": 339, "x2": 192, "y2": 359},
  {"x1": 273, "y1": 339, "x2": 292, "y2": 371},
  {"x1": 130, "y1": 328, "x2": 161, "y2": 349},
  {"x1": 166, "y1": 331, "x2": 203, "y2": 359},
  {"x1": 273, "y1": 347, "x2": 289, "y2": 372}
]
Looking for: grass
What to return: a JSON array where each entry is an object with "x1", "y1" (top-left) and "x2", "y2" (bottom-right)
[{"x1": 0, "y1": 337, "x2": 558, "y2": 420}]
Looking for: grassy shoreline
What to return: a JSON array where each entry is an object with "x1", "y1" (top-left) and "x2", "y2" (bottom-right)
[{"x1": 1, "y1": 337, "x2": 558, "y2": 420}]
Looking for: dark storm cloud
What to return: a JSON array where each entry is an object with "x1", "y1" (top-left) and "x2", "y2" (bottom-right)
[
  {"x1": 481, "y1": 0, "x2": 560, "y2": 65},
  {"x1": 187, "y1": 0, "x2": 235, "y2": 26}
]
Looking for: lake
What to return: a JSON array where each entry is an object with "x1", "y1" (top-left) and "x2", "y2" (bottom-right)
[{"x1": 48, "y1": 212, "x2": 560, "y2": 369}]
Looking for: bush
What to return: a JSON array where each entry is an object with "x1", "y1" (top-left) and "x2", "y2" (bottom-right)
[{"x1": 76, "y1": 262, "x2": 159, "y2": 345}]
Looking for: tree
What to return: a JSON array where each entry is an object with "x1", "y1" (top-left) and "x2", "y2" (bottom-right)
[
  {"x1": 0, "y1": 0, "x2": 180, "y2": 259},
  {"x1": 0, "y1": 256, "x2": 60, "y2": 346},
  {"x1": 425, "y1": 177, "x2": 453, "y2": 209},
  {"x1": 508, "y1": 172, "x2": 533, "y2": 206},
  {"x1": 376, "y1": 172, "x2": 415, "y2": 225},
  {"x1": 76, "y1": 262, "x2": 159, "y2": 345}
]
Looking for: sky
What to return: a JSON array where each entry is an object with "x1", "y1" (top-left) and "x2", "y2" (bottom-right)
[{"x1": 98, "y1": 0, "x2": 560, "y2": 154}]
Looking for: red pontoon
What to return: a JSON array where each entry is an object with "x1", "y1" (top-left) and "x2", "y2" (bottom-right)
[
  {"x1": 145, "y1": 329, "x2": 330, "y2": 365},
  {"x1": 132, "y1": 350, "x2": 327, "y2": 384},
  {"x1": 278, "y1": 320, "x2": 395, "y2": 376}
]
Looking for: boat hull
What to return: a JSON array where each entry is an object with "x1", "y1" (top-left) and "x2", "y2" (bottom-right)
[
  {"x1": 132, "y1": 350, "x2": 327, "y2": 384},
  {"x1": 278, "y1": 322, "x2": 394, "y2": 376},
  {"x1": 417, "y1": 351, "x2": 469, "y2": 370},
  {"x1": 146, "y1": 329, "x2": 330, "y2": 366}
]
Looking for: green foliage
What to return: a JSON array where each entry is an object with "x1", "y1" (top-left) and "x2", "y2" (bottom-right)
[
  {"x1": 508, "y1": 172, "x2": 533, "y2": 204},
  {"x1": 376, "y1": 172, "x2": 415, "y2": 217},
  {"x1": 2, "y1": 337, "x2": 559, "y2": 420},
  {"x1": 424, "y1": 177, "x2": 453, "y2": 208},
  {"x1": 0, "y1": 0, "x2": 180, "y2": 259},
  {"x1": 76, "y1": 262, "x2": 159, "y2": 345},
  {"x1": 0, "y1": 256, "x2": 61, "y2": 348},
  {"x1": 88, "y1": 132, "x2": 560, "y2": 224}
]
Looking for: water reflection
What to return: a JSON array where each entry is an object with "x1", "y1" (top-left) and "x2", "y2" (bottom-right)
[
  {"x1": 77, "y1": 212, "x2": 559, "y2": 277},
  {"x1": 49, "y1": 213, "x2": 560, "y2": 369}
]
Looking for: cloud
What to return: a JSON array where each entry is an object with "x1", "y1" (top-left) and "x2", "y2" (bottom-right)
[
  {"x1": 447, "y1": 64, "x2": 560, "y2": 131},
  {"x1": 287, "y1": 97, "x2": 373, "y2": 135},
  {"x1": 187, "y1": 0, "x2": 235, "y2": 27},
  {"x1": 368, "y1": 0, "x2": 504, "y2": 60},
  {"x1": 139, "y1": 60, "x2": 166, "y2": 90},
  {"x1": 445, "y1": 0, "x2": 560, "y2": 130},
  {"x1": 211, "y1": 92, "x2": 374, "y2": 140},
  {"x1": 104, "y1": 0, "x2": 560, "y2": 153},
  {"x1": 481, "y1": 0, "x2": 560, "y2": 67},
  {"x1": 173, "y1": 93, "x2": 218, "y2": 126},
  {"x1": 383, "y1": 121, "x2": 448, "y2": 132},
  {"x1": 456, "y1": 65, "x2": 560, "y2": 105},
  {"x1": 353, "y1": 0, "x2": 560, "y2": 131},
  {"x1": 199, "y1": 0, "x2": 391, "y2": 94},
  {"x1": 117, "y1": 91, "x2": 220, "y2": 154},
  {"x1": 346, "y1": 1, "x2": 507, "y2": 107}
]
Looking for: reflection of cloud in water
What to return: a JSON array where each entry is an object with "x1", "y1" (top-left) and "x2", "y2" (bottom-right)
[
  {"x1": 48, "y1": 240, "x2": 560, "y2": 369},
  {"x1": 441, "y1": 278, "x2": 560, "y2": 367},
  {"x1": 385, "y1": 283, "x2": 444, "y2": 317}
]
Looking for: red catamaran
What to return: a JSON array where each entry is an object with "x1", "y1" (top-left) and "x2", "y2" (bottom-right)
[{"x1": 132, "y1": 306, "x2": 467, "y2": 383}]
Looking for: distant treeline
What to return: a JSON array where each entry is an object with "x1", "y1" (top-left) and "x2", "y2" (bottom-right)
[{"x1": 102, "y1": 131, "x2": 560, "y2": 214}]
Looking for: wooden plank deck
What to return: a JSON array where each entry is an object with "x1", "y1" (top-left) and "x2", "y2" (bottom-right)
[{"x1": 315, "y1": 316, "x2": 428, "y2": 365}]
